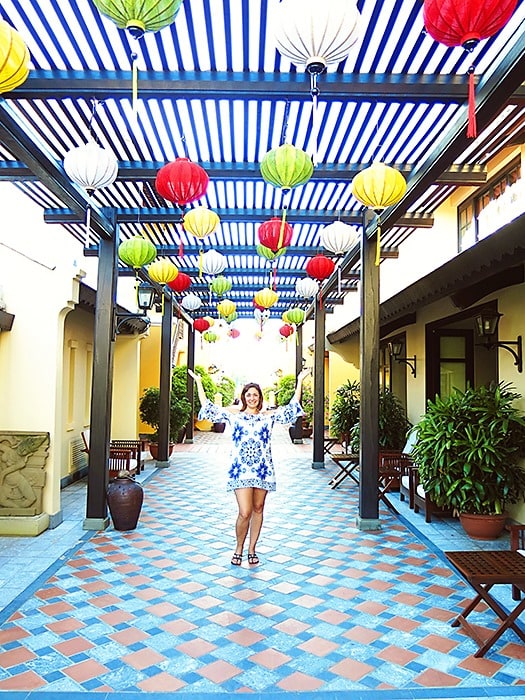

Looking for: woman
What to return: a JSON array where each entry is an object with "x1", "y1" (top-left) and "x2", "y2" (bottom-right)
[{"x1": 189, "y1": 368, "x2": 310, "y2": 566}]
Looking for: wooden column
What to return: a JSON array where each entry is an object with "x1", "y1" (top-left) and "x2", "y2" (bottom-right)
[
  {"x1": 357, "y1": 211, "x2": 380, "y2": 530},
  {"x1": 156, "y1": 293, "x2": 173, "y2": 466},
  {"x1": 186, "y1": 323, "x2": 195, "y2": 443},
  {"x1": 312, "y1": 296, "x2": 325, "y2": 469},
  {"x1": 84, "y1": 214, "x2": 117, "y2": 530},
  {"x1": 291, "y1": 323, "x2": 303, "y2": 443}
]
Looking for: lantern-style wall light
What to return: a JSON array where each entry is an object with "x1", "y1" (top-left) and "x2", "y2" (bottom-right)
[
  {"x1": 475, "y1": 308, "x2": 522, "y2": 373},
  {"x1": 115, "y1": 281, "x2": 156, "y2": 335},
  {"x1": 388, "y1": 340, "x2": 417, "y2": 378}
]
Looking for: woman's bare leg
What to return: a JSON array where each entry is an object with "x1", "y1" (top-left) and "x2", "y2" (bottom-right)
[
  {"x1": 248, "y1": 488, "x2": 267, "y2": 559},
  {"x1": 233, "y1": 488, "x2": 254, "y2": 557}
]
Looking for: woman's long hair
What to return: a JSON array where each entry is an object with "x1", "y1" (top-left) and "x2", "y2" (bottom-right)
[{"x1": 240, "y1": 383, "x2": 263, "y2": 412}]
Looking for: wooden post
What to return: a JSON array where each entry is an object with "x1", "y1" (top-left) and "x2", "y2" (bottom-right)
[
  {"x1": 312, "y1": 295, "x2": 325, "y2": 469},
  {"x1": 357, "y1": 210, "x2": 381, "y2": 530},
  {"x1": 157, "y1": 293, "x2": 173, "y2": 466},
  {"x1": 84, "y1": 213, "x2": 117, "y2": 530},
  {"x1": 186, "y1": 323, "x2": 195, "y2": 443}
]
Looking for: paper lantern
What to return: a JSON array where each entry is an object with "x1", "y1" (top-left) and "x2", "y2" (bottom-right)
[
  {"x1": 155, "y1": 157, "x2": 209, "y2": 208},
  {"x1": 118, "y1": 236, "x2": 157, "y2": 271},
  {"x1": 321, "y1": 221, "x2": 359, "y2": 255},
  {"x1": 256, "y1": 244, "x2": 287, "y2": 262},
  {"x1": 0, "y1": 20, "x2": 30, "y2": 93},
  {"x1": 63, "y1": 140, "x2": 118, "y2": 195},
  {"x1": 254, "y1": 288, "x2": 279, "y2": 309},
  {"x1": 273, "y1": 0, "x2": 361, "y2": 72},
  {"x1": 92, "y1": 0, "x2": 182, "y2": 38},
  {"x1": 306, "y1": 254, "x2": 335, "y2": 281},
  {"x1": 217, "y1": 299, "x2": 236, "y2": 318},
  {"x1": 258, "y1": 217, "x2": 293, "y2": 252},
  {"x1": 225, "y1": 312, "x2": 238, "y2": 324},
  {"x1": 147, "y1": 259, "x2": 178, "y2": 284},
  {"x1": 228, "y1": 328, "x2": 240, "y2": 339},
  {"x1": 193, "y1": 317, "x2": 210, "y2": 334},
  {"x1": 423, "y1": 0, "x2": 518, "y2": 138},
  {"x1": 210, "y1": 275, "x2": 232, "y2": 297},
  {"x1": 306, "y1": 255, "x2": 335, "y2": 308},
  {"x1": 352, "y1": 162, "x2": 406, "y2": 265},
  {"x1": 279, "y1": 324, "x2": 294, "y2": 338},
  {"x1": 295, "y1": 277, "x2": 319, "y2": 299},
  {"x1": 167, "y1": 271, "x2": 192, "y2": 293},
  {"x1": 183, "y1": 206, "x2": 220, "y2": 239},
  {"x1": 281, "y1": 310, "x2": 291, "y2": 324},
  {"x1": 260, "y1": 144, "x2": 314, "y2": 192},
  {"x1": 204, "y1": 316, "x2": 215, "y2": 327},
  {"x1": 254, "y1": 308, "x2": 270, "y2": 326},
  {"x1": 201, "y1": 249, "x2": 227, "y2": 276},
  {"x1": 287, "y1": 307, "x2": 305, "y2": 325},
  {"x1": 181, "y1": 293, "x2": 202, "y2": 311},
  {"x1": 203, "y1": 330, "x2": 218, "y2": 343}
]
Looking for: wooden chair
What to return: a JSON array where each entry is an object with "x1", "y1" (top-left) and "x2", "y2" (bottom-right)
[
  {"x1": 109, "y1": 439, "x2": 145, "y2": 471},
  {"x1": 108, "y1": 448, "x2": 133, "y2": 479},
  {"x1": 508, "y1": 523, "x2": 525, "y2": 600}
]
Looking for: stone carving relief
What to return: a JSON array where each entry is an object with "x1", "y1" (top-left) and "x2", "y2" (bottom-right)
[{"x1": 0, "y1": 432, "x2": 49, "y2": 516}]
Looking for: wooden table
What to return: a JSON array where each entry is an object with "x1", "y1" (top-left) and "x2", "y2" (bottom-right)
[{"x1": 445, "y1": 550, "x2": 525, "y2": 657}]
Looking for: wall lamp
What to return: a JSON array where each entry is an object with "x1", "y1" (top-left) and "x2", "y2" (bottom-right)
[
  {"x1": 115, "y1": 281, "x2": 156, "y2": 335},
  {"x1": 475, "y1": 308, "x2": 522, "y2": 373},
  {"x1": 388, "y1": 341, "x2": 417, "y2": 377}
]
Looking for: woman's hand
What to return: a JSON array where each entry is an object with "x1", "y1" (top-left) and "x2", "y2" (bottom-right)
[
  {"x1": 298, "y1": 367, "x2": 311, "y2": 384},
  {"x1": 188, "y1": 369, "x2": 201, "y2": 383}
]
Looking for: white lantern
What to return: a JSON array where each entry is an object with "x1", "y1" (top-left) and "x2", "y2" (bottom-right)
[
  {"x1": 320, "y1": 221, "x2": 359, "y2": 255},
  {"x1": 273, "y1": 0, "x2": 361, "y2": 72},
  {"x1": 63, "y1": 139, "x2": 118, "y2": 194},
  {"x1": 181, "y1": 293, "x2": 202, "y2": 311},
  {"x1": 295, "y1": 277, "x2": 319, "y2": 299},
  {"x1": 201, "y1": 249, "x2": 227, "y2": 276}
]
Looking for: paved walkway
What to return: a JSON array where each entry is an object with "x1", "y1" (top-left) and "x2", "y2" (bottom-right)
[{"x1": 0, "y1": 428, "x2": 524, "y2": 699}]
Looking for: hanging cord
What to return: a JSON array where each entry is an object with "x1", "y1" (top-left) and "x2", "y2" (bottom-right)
[
  {"x1": 375, "y1": 213, "x2": 382, "y2": 267},
  {"x1": 280, "y1": 100, "x2": 291, "y2": 146},
  {"x1": 310, "y1": 73, "x2": 321, "y2": 167}
]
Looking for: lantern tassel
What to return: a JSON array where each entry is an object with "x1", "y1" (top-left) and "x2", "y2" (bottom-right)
[
  {"x1": 272, "y1": 263, "x2": 277, "y2": 291},
  {"x1": 278, "y1": 206, "x2": 288, "y2": 250},
  {"x1": 178, "y1": 233, "x2": 184, "y2": 258},
  {"x1": 84, "y1": 205, "x2": 91, "y2": 248},
  {"x1": 467, "y1": 66, "x2": 477, "y2": 139},
  {"x1": 131, "y1": 52, "x2": 138, "y2": 116},
  {"x1": 199, "y1": 249, "x2": 203, "y2": 278},
  {"x1": 375, "y1": 218, "x2": 381, "y2": 267},
  {"x1": 337, "y1": 264, "x2": 341, "y2": 294}
]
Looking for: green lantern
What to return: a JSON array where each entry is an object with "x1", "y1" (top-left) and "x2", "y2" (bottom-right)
[
  {"x1": 256, "y1": 244, "x2": 287, "y2": 262},
  {"x1": 225, "y1": 311, "x2": 238, "y2": 324},
  {"x1": 210, "y1": 275, "x2": 232, "y2": 297},
  {"x1": 260, "y1": 144, "x2": 314, "y2": 192},
  {"x1": 118, "y1": 236, "x2": 157, "y2": 273},
  {"x1": 203, "y1": 330, "x2": 218, "y2": 343},
  {"x1": 287, "y1": 307, "x2": 305, "y2": 325},
  {"x1": 92, "y1": 0, "x2": 182, "y2": 38}
]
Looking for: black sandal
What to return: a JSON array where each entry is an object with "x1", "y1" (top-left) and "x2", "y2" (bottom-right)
[
  {"x1": 231, "y1": 553, "x2": 242, "y2": 566},
  {"x1": 247, "y1": 552, "x2": 259, "y2": 565}
]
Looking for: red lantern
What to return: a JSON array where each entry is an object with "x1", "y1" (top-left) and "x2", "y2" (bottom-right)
[
  {"x1": 306, "y1": 254, "x2": 335, "y2": 281},
  {"x1": 423, "y1": 0, "x2": 518, "y2": 138},
  {"x1": 228, "y1": 328, "x2": 240, "y2": 339},
  {"x1": 155, "y1": 157, "x2": 209, "y2": 207},
  {"x1": 306, "y1": 254, "x2": 335, "y2": 309},
  {"x1": 257, "y1": 217, "x2": 293, "y2": 253},
  {"x1": 167, "y1": 272, "x2": 192, "y2": 293},
  {"x1": 193, "y1": 317, "x2": 210, "y2": 334},
  {"x1": 279, "y1": 324, "x2": 294, "y2": 338}
]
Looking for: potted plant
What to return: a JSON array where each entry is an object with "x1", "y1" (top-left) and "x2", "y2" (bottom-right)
[
  {"x1": 276, "y1": 373, "x2": 313, "y2": 440},
  {"x1": 212, "y1": 374, "x2": 236, "y2": 432},
  {"x1": 139, "y1": 369, "x2": 192, "y2": 458},
  {"x1": 330, "y1": 380, "x2": 360, "y2": 446},
  {"x1": 412, "y1": 382, "x2": 525, "y2": 539}
]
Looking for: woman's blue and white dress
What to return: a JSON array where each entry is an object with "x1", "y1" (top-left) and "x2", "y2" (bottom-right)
[{"x1": 198, "y1": 399, "x2": 304, "y2": 491}]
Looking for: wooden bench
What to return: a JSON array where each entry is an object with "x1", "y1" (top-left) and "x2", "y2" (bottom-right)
[{"x1": 81, "y1": 430, "x2": 141, "y2": 475}]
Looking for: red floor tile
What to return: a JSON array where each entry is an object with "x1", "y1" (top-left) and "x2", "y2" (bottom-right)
[{"x1": 277, "y1": 671, "x2": 325, "y2": 691}]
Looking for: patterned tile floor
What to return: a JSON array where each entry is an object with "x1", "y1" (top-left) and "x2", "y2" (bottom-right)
[{"x1": 0, "y1": 427, "x2": 524, "y2": 699}]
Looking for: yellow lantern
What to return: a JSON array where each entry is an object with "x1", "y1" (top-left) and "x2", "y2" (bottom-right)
[
  {"x1": 282, "y1": 310, "x2": 291, "y2": 324},
  {"x1": 204, "y1": 315, "x2": 215, "y2": 328},
  {"x1": 147, "y1": 258, "x2": 178, "y2": 284},
  {"x1": 0, "y1": 20, "x2": 30, "y2": 93},
  {"x1": 217, "y1": 299, "x2": 236, "y2": 318},
  {"x1": 254, "y1": 287, "x2": 279, "y2": 309},
  {"x1": 352, "y1": 162, "x2": 407, "y2": 265},
  {"x1": 183, "y1": 207, "x2": 220, "y2": 240}
]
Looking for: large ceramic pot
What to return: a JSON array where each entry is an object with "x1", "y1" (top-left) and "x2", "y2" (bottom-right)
[
  {"x1": 459, "y1": 512, "x2": 507, "y2": 540},
  {"x1": 148, "y1": 443, "x2": 175, "y2": 460},
  {"x1": 106, "y1": 474, "x2": 144, "y2": 531}
]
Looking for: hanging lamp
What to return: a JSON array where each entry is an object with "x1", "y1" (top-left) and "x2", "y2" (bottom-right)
[
  {"x1": 228, "y1": 328, "x2": 240, "y2": 339},
  {"x1": 254, "y1": 287, "x2": 279, "y2": 310},
  {"x1": 217, "y1": 299, "x2": 236, "y2": 319},
  {"x1": 201, "y1": 249, "x2": 227, "y2": 277},
  {"x1": 321, "y1": 220, "x2": 360, "y2": 292},
  {"x1": 295, "y1": 277, "x2": 319, "y2": 299},
  {"x1": 257, "y1": 217, "x2": 293, "y2": 252},
  {"x1": 352, "y1": 162, "x2": 407, "y2": 266},
  {"x1": 181, "y1": 292, "x2": 202, "y2": 312},
  {"x1": 147, "y1": 258, "x2": 178, "y2": 285},
  {"x1": 423, "y1": 0, "x2": 518, "y2": 138},
  {"x1": 272, "y1": 0, "x2": 360, "y2": 164},
  {"x1": 92, "y1": 0, "x2": 182, "y2": 112},
  {"x1": 167, "y1": 271, "x2": 192, "y2": 294},
  {"x1": 306, "y1": 254, "x2": 335, "y2": 308},
  {"x1": 0, "y1": 20, "x2": 30, "y2": 93},
  {"x1": 210, "y1": 275, "x2": 232, "y2": 298},
  {"x1": 118, "y1": 235, "x2": 157, "y2": 278},
  {"x1": 63, "y1": 139, "x2": 119, "y2": 247}
]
